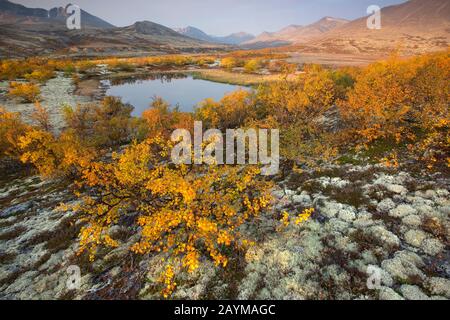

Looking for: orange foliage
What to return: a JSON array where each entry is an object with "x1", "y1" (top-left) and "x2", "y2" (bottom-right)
[
  {"x1": 8, "y1": 82, "x2": 40, "y2": 103},
  {"x1": 61, "y1": 137, "x2": 272, "y2": 297}
]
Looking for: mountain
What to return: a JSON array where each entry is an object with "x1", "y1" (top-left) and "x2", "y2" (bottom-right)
[
  {"x1": 0, "y1": 1, "x2": 223, "y2": 58},
  {"x1": 0, "y1": 0, "x2": 115, "y2": 29},
  {"x1": 243, "y1": 17, "x2": 349, "y2": 48},
  {"x1": 303, "y1": 0, "x2": 450, "y2": 54},
  {"x1": 175, "y1": 26, "x2": 214, "y2": 42},
  {"x1": 216, "y1": 32, "x2": 255, "y2": 45},
  {"x1": 126, "y1": 21, "x2": 184, "y2": 37},
  {"x1": 176, "y1": 26, "x2": 255, "y2": 45}
]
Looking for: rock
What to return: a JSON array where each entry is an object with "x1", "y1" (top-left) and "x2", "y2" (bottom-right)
[
  {"x1": 426, "y1": 278, "x2": 450, "y2": 298},
  {"x1": 319, "y1": 201, "x2": 356, "y2": 220},
  {"x1": 386, "y1": 184, "x2": 408, "y2": 195},
  {"x1": 438, "y1": 205, "x2": 450, "y2": 216},
  {"x1": 376, "y1": 198, "x2": 396, "y2": 212},
  {"x1": 292, "y1": 192, "x2": 312, "y2": 207},
  {"x1": 389, "y1": 204, "x2": 417, "y2": 218},
  {"x1": 285, "y1": 189, "x2": 295, "y2": 197},
  {"x1": 379, "y1": 287, "x2": 404, "y2": 300},
  {"x1": 367, "y1": 265, "x2": 394, "y2": 287},
  {"x1": 402, "y1": 215, "x2": 422, "y2": 228},
  {"x1": 421, "y1": 238, "x2": 445, "y2": 256},
  {"x1": 338, "y1": 209, "x2": 356, "y2": 222},
  {"x1": 316, "y1": 177, "x2": 350, "y2": 189},
  {"x1": 423, "y1": 190, "x2": 437, "y2": 199},
  {"x1": 436, "y1": 189, "x2": 449, "y2": 198},
  {"x1": 404, "y1": 229, "x2": 428, "y2": 247},
  {"x1": 368, "y1": 225, "x2": 400, "y2": 248},
  {"x1": 400, "y1": 285, "x2": 429, "y2": 300},
  {"x1": 0, "y1": 202, "x2": 33, "y2": 218},
  {"x1": 271, "y1": 189, "x2": 285, "y2": 199},
  {"x1": 430, "y1": 296, "x2": 448, "y2": 300},
  {"x1": 381, "y1": 251, "x2": 426, "y2": 282}
]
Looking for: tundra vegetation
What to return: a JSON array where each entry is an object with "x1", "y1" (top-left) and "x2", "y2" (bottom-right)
[{"x1": 0, "y1": 49, "x2": 448, "y2": 297}]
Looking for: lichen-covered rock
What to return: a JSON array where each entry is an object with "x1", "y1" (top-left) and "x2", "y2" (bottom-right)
[
  {"x1": 367, "y1": 225, "x2": 400, "y2": 249},
  {"x1": 404, "y1": 229, "x2": 428, "y2": 247},
  {"x1": 399, "y1": 285, "x2": 429, "y2": 300},
  {"x1": 292, "y1": 192, "x2": 312, "y2": 207},
  {"x1": 381, "y1": 251, "x2": 426, "y2": 282},
  {"x1": 401, "y1": 215, "x2": 422, "y2": 228},
  {"x1": 379, "y1": 287, "x2": 404, "y2": 300},
  {"x1": 376, "y1": 198, "x2": 396, "y2": 212},
  {"x1": 421, "y1": 238, "x2": 445, "y2": 256},
  {"x1": 389, "y1": 204, "x2": 417, "y2": 218},
  {"x1": 425, "y1": 278, "x2": 450, "y2": 298}
]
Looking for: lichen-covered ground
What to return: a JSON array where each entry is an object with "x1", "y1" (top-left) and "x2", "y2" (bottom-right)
[
  {"x1": 1, "y1": 163, "x2": 448, "y2": 300},
  {"x1": 0, "y1": 70, "x2": 449, "y2": 300},
  {"x1": 0, "y1": 73, "x2": 93, "y2": 133}
]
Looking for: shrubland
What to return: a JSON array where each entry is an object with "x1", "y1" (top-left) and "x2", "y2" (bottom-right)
[
  {"x1": 0, "y1": 97, "x2": 273, "y2": 298},
  {"x1": 0, "y1": 49, "x2": 448, "y2": 298},
  {"x1": 197, "y1": 50, "x2": 449, "y2": 170},
  {"x1": 8, "y1": 82, "x2": 41, "y2": 103}
]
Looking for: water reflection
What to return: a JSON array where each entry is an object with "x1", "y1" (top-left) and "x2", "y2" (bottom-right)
[{"x1": 104, "y1": 73, "x2": 249, "y2": 115}]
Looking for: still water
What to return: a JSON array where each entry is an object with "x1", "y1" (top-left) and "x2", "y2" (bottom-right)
[{"x1": 104, "y1": 73, "x2": 248, "y2": 116}]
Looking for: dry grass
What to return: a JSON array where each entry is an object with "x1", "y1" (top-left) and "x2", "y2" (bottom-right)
[{"x1": 192, "y1": 69, "x2": 284, "y2": 86}]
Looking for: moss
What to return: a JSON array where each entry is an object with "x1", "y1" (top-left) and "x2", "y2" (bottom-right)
[{"x1": 325, "y1": 184, "x2": 368, "y2": 208}]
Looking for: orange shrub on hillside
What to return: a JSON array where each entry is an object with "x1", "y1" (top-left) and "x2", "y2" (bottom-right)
[{"x1": 8, "y1": 82, "x2": 40, "y2": 103}]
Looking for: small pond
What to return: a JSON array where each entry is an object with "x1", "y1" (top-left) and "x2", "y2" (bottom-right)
[{"x1": 103, "y1": 73, "x2": 249, "y2": 116}]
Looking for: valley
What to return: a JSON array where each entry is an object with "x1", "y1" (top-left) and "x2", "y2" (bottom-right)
[{"x1": 0, "y1": 0, "x2": 449, "y2": 302}]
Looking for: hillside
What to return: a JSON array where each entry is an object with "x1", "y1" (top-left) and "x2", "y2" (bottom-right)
[
  {"x1": 0, "y1": 0, "x2": 115, "y2": 29},
  {"x1": 303, "y1": 0, "x2": 450, "y2": 55},
  {"x1": 176, "y1": 26, "x2": 255, "y2": 45},
  {"x1": 243, "y1": 17, "x2": 349, "y2": 48},
  {"x1": 0, "y1": 1, "x2": 223, "y2": 58}
]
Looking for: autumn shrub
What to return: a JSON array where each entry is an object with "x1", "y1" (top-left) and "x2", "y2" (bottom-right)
[
  {"x1": 24, "y1": 68, "x2": 55, "y2": 83},
  {"x1": 220, "y1": 57, "x2": 237, "y2": 70},
  {"x1": 31, "y1": 102, "x2": 52, "y2": 132},
  {"x1": 62, "y1": 137, "x2": 272, "y2": 297},
  {"x1": 76, "y1": 61, "x2": 97, "y2": 74},
  {"x1": 195, "y1": 89, "x2": 256, "y2": 130},
  {"x1": 64, "y1": 97, "x2": 135, "y2": 148},
  {"x1": 106, "y1": 59, "x2": 136, "y2": 72},
  {"x1": 18, "y1": 128, "x2": 96, "y2": 178},
  {"x1": 8, "y1": 82, "x2": 40, "y2": 103},
  {"x1": 142, "y1": 97, "x2": 194, "y2": 138},
  {"x1": 267, "y1": 60, "x2": 297, "y2": 74},
  {"x1": 339, "y1": 50, "x2": 449, "y2": 168},
  {"x1": 244, "y1": 59, "x2": 261, "y2": 73},
  {"x1": 0, "y1": 59, "x2": 33, "y2": 80},
  {"x1": 0, "y1": 107, "x2": 31, "y2": 159},
  {"x1": 0, "y1": 58, "x2": 58, "y2": 81}
]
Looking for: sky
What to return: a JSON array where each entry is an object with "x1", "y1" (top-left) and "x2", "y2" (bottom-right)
[{"x1": 12, "y1": 0, "x2": 407, "y2": 35}]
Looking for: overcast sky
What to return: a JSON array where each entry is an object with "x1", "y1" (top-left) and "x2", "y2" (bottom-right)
[{"x1": 13, "y1": 0, "x2": 407, "y2": 35}]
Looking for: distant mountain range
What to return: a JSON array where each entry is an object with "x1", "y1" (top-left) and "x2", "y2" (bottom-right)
[
  {"x1": 0, "y1": 0, "x2": 115, "y2": 29},
  {"x1": 303, "y1": 0, "x2": 450, "y2": 55},
  {"x1": 242, "y1": 17, "x2": 349, "y2": 48},
  {"x1": 0, "y1": 0, "x2": 222, "y2": 58},
  {"x1": 175, "y1": 26, "x2": 255, "y2": 45},
  {"x1": 0, "y1": 0, "x2": 448, "y2": 58}
]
